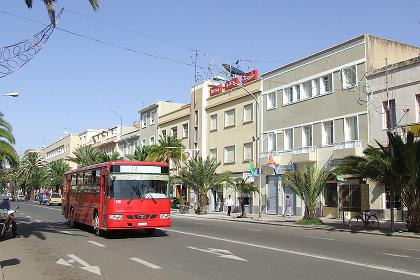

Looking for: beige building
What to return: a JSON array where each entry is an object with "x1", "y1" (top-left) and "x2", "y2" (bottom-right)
[
  {"x1": 91, "y1": 125, "x2": 135, "y2": 155},
  {"x1": 206, "y1": 79, "x2": 261, "y2": 212},
  {"x1": 367, "y1": 55, "x2": 420, "y2": 219},
  {"x1": 261, "y1": 35, "x2": 419, "y2": 218},
  {"x1": 77, "y1": 129, "x2": 103, "y2": 148},
  {"x1": 40, "y1": 134, "x2": 80, "y2": 169}
]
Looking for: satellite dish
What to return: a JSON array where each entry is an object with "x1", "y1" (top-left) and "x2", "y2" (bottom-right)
[{"x1": 222, "y1": 64, "x2": 245, "y2": 76}]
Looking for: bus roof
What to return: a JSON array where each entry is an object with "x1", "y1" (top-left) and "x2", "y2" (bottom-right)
[{"x1": 64, "y1": 161, "x2": 169, "y2": 175}]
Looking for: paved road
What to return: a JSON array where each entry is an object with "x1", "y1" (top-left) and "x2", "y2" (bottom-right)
[{"x1": 2, "y1": 201, "x2": 420, "y2": 280}]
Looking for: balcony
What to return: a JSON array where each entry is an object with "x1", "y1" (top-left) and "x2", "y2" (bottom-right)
[
  {"x1": 291, "y1": 146, "x2": 317, "y2": 162},
  {"x1": 333, "y1": 140, "x2": 363, "y2": 158}
]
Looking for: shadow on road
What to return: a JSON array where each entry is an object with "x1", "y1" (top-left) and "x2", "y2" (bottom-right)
[{"x1": 0, "y1": 258, "x2": 20, "y2": 268}]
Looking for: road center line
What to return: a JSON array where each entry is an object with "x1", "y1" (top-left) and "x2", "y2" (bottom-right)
[
  {"x1": 88, "y1": 241, "x2": 106, "y2": 247},
  {"x1": 35, "y1": 219, "x2": 42, "y2": 223},
  {"x1": 407, "y1": 248, "x2": 420, "y2": 252},
  {"x1": 304, "y1": 235, "x2": 335, "y2": 241},
  {"x1": 22, "y1": 203, "x2": 61, "y2": 211},
  {"x1": 26, "y1": 216, "x2": 31, "y2": 218},
  {"x1": 58, "y1": 230, "x2": 74, "y2": 235},
  {"x1": 241, "y1": 228, "x2": 262, "y2": 232},
  {"x1": 380, "y1": 252, "x2": 420, "y2": 260},
  {"x1": 166, "y1": 229, "x2": 420, "y2": 278},
  {"x1": 130, "y1": 257, "x2": 161, "y2": 269}
]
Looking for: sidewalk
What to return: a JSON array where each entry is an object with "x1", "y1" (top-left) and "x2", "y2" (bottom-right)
[{"x1": 171, "y1": 210, "x2": 420, "y2": 240}]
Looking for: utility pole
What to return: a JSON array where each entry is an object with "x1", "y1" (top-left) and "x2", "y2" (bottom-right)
[{"x1": 384, "y1": 58, "x2": 395, "y2": 233}]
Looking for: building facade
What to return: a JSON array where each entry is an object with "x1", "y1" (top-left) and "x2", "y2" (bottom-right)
[
  {"x1": 261, "y1": 35, "x2": 419, "y2": 218},
  {"x1": 367, "y1": 55, "x2": 420, "y2": 219},
  {"x1": 39, "y1": 134, "x2": 80, "y2": 169}
]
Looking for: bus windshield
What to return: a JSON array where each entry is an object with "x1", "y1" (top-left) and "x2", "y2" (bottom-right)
[{"x1": 108, "y1": 173, "x2": 169, "y2": 199}]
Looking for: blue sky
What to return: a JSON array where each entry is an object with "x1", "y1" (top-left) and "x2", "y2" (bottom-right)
[{"x1": 1, "y1": 0, "x2": 419, "y2": 153}]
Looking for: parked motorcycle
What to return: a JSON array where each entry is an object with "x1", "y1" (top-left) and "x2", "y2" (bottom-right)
[{"x1": 0, "y1": 206, "x2": 18, "y2": 239}]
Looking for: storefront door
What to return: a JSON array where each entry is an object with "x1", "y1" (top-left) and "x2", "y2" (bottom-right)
[
  {"x1": 266, "y1": 176, "x2": 278, "y2": 214},
  {"x1": 283, "y1": 186, "x2": 296, "y2": 215}
]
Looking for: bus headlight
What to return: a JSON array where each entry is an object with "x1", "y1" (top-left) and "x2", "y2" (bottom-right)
[
  {"x1": 160, "y1": 214, "x2": 170, "y2": 219},
  {"x1": 109, "y1": 214, "x2": 123, "y2": 220}
]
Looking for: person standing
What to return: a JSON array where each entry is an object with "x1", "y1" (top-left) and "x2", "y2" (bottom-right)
[
  {"x1": 284, "y1": 195, "x2": 292, "y2": 218},
  {"x1": 225, "y1": 195, "x2": 234, "y2": 216}
]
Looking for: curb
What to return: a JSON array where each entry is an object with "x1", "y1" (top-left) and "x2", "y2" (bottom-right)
[{"x1": 173, "y1": 213, "x2": 420, "y2": 240}]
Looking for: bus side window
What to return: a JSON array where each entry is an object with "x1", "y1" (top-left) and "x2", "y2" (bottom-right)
[
  {"x1": 92, "y1": 170, "x2": 100, "y2": 193},
  {"x1": 84, "y1": 172, "x2": 92, "y2": 193},
  {"x1": 77, "y1": 173, "x2": 84, "y2": 193},
  {"x1": 71, "y1": 174, "x2": 78, "y2": 192}
]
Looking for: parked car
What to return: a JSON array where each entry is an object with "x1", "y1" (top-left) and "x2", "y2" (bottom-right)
[
  {"x1": 39, "y1": 193, "x2": 49, "y2": 204},
  {"x1": 2, "y1": 194, "x2": 11, "y2": 201},
  {"x1": 47, "y1": 193, "x2": 62, "y2": 206},
  {"x1": 16, "y1": 194, "x2": 25, "y2": 201}
]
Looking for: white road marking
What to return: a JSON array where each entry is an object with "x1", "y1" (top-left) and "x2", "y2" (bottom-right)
[
  {"x1": 407, "y1": 248, "x2": 420, "y2": 252},
  {"x1": 197, "y1": 223, "x2": 211, "y2": 226},
  {"x1": 88, "y1": 241, "x2": 106, "y2": 248},
  {"x1": 188, "y1": 246, "x2": 247, "y2": 262},
  {"x1": 67, "y1": 254, "x2": 101, "y2": 275},
  {"x1": 59, "y1": 230, "x2": 74, "y2": 235},
  {"x1": 26, "y1": 216, "x2": 31, "y2": 218},
  {"x1": 241, "y1": 228, "x2": 261, "y2": 232},
  {"x1": 380, "y1": 252, "x2": 420, "y2": 260},
  {"x1": 130, "y1": 257, "x2": 162, "y2": 269},
  {"x1": 35, "y1": 219, "x2": 42, "y2": 223},
  {"x1": 22, "y1": 203, "x2": 61, "y2": 211},
  {"x1": 166, "y1": 229, "x2": 420, "y2": 278},
  {"x1": 304, "y1": 235, "x2": 335, "y2": 241}
]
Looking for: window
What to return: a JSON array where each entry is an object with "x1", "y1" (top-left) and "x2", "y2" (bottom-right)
[
  {"x1": 141, "y1": 113, "x2": 147, "y2": 128},
  {"x1": 210, "y1": 114, "x2": 218, "y2": 131},
  {"x1": 322, "y1": 121, "x2": 334, "y2": 145},
  {"x1": 243, "y1": 143, "x2": 253, "y2": 161},
  {"x1": 417, "y1": 95, "x2": 420, "y2": 122},
  {"x1": 209, "y1": 148, "x2": 217, "y2": 161},
  {"x1": 345, "y1": 116, "x2": 358, "y2": 141},
  {"x1": 267, "y1": 133, "x2": 277, "y2": 152},
  {"x1": 150, "y1": 136, "x2": 155, "y2": 145},
  {"x1": 161, "y1": 129, "x2": 166, "y2": 138},
  {"x1": 182, "y1": 123, "x2": 188, "y2": 138},
  {"x1": 224, "y1": 109, "x2": 235, "y2": 128},
  {"x1": 321, "y1": 73, "x2": 333, "y2": 94},
  {"x1": 150, "y1": 110, "x2": 156, "y2": 125},
  {"x1": 142, "y1": 138, "x2": 146, "y2": 146},
  {"x1": 302, "y1": 125, "x2": 313, "y2": 147},
  {"x1": 284, "y1": 128, "x2": 294, "y2": 150},
  {"x1": 224, "y1": 146, "x2": 235, "y2": 164},
  {"x1": 120, "y1": 144, "x2": 126, "y2": 157},
  {"x1": 243, "y1": 104, "x2": 253, "y2": 123},
  {"x1": 295, "y1": 85, "x2": 301, "y2": 101},
  {"x1": 171, "y1": 127, "x2": 178, "y2": 138},
  {"x1": 324, "y1": 183, "x2": 338, "y2": 207},
  {"x1": 342, "y1": 65, "x2": 357, "y2": 89},
  {"x1": 284, "y1": 88, "x2": 293, "y2": 104},
  {"x1": 383, "y1": 99, "x2": 396, "y2": 129},
  {"x1": 311, "y1": 79, "x2": 320, "y2": 96},
  {"x1": 303, "y1": 81, "x2": 312, "y2": 98},
  {"x1": 267, "y1": 91, "x2": 277, "y2": 109}
]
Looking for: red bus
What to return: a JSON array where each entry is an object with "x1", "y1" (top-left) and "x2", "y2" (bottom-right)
[{"x1": 62, "y1": 161, "x2": 171, "y2": 236}]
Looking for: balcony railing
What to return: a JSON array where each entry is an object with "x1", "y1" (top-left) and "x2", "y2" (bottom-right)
[
  {"x1": 292, "y1": 146, "x2": 317, "y2": 154},
  {"x1": 333, "y1": 140, "x2": 363, "y2": 150}
]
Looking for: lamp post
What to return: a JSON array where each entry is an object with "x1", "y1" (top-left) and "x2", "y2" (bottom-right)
[
  {"x1": 212, "y1": 75, "x2": 262, "y2": 218},
  {"x1": 106, "y1": 104, "x2": 130, "y2": 156}
]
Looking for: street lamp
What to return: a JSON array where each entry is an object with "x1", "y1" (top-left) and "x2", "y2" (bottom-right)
[{"x1": 212, "y1": 75, "x2": 263, "y2": 218}]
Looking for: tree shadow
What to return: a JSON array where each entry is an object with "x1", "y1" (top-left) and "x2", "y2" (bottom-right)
[{"x1": 101, "y1": 228, "x2": 169, "y2": 239}]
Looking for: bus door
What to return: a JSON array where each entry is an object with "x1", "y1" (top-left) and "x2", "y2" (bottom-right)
[
  {"x1": 63, "y1": 175, "x2": 72, "y2": 218},
  {"x1": 100, "y1": 168, "x2": 108, "y2": 229}
]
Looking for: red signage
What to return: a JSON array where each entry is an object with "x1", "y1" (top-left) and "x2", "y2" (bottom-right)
[
  {"x1": 224, "y1": 77, "x2": 240, "y2": 90},
  {"x1": 242, "y1": 69, "x2": 259, "y2": 85},
  {"x1": 209, "y1": 84, "x2": 223, "y2": 96}
]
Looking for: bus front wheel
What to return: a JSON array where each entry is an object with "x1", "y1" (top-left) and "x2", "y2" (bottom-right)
[
  {"x1": 92, "y1": 212, "x2": 103, "y2": 237},
  {"x1": 69, "y1": 207, "x2": 76, "y2": 228}
]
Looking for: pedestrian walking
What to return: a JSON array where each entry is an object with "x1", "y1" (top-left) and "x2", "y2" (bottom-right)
[
  {"x1": 225, "y1": 195, "x2": 234, "y2": 216},
  {"x1": 284, "y1": 195, "x2": 292, "y2": 218}
]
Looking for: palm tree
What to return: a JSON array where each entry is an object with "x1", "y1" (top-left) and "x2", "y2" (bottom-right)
[
  {"x1": 24, "y1": 0, "x2": 99, "y2": 26},
  {"x1": 148, "y1": 135, "x2": 185, "y2": 165},
  {"x1": 335, "y1": 132, "x2": 420, "y2": 233},
  {"x1": 283, "y1": 166, "x2": 332, "y2": 220},
  {"x1": 127, "y1": 145, "x2": 152, "y2": 161},
  {"x1": 46, "y1": 160, "x2": 69, "y2": 192},
  {"x1": 69, "y1": 146, "x2": 101, "y2": 168},
  {"x1": 228, "y1": 177, "x2": 259, "y2": 218},
  {"x1": 19, "y1": 152, "x2": 47, "y2": 193},
  {"x1": 98, "y1": 151, "x2": 120, "y2": 162},
  {"x1": 175, "y1": 156, "x2": 231, "y2": 214},
  {"x1": 0, "y1": 116, "x2": 18, "y2": 166}
]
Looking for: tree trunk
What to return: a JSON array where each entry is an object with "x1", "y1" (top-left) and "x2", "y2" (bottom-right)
[
  {"x1": 197, "y1": 192, "x2": 208, "y2": 215},
  {"x1": 406, "y1": 198, "x2": 420, "y2": 233},
  {"x1": 239, "y1": 197, "x2": 246, "y2": 218}
]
